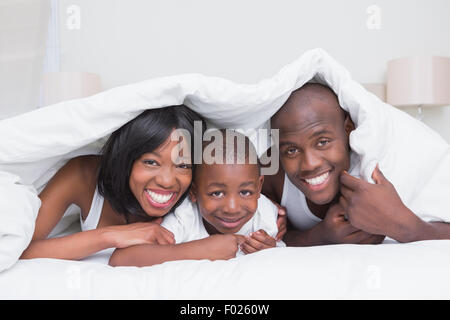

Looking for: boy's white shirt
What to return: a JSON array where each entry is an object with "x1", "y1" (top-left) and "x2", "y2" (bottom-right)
[{"x1": 161, "y1": 194, "x2": 285, "y2": 257}]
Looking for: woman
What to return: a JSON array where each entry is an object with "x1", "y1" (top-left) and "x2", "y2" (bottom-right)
[{"x1": 21, "y1": 105, "x2": 203, "y2": 260}]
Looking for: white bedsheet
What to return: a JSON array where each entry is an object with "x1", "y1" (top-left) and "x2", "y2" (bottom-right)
[
  {"x1": 2, "y1": 240, "x2": 450, "y2": 299},
  {"x1": 1, "y1": 48, "x2": 450, "y2": 298}
]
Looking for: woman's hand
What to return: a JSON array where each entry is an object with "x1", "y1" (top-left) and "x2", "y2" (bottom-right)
[
  {"x1": 104, "y1": 218, "x2": 175, "y2": 248},
  {"x1": 240, "y1": 229, "x2": 277, "y2": 254}
]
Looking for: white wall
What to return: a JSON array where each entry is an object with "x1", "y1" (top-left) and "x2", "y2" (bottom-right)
[
  {"x1": 6, "y1": 1, "x2": 450, "y2": 140},
  {"x1": 0, "y1": 0, "x2": 50, "y2": 119}
]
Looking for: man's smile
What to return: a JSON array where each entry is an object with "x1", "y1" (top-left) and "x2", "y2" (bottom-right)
[{"x1": 299, "y1": 169, "x2": 333, "y2": 191}]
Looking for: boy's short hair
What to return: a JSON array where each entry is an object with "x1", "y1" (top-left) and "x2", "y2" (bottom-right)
[
  {"x1": 97, "y1": 105, "x2": 205, "y2": 221},
  {"x1": 194, "y1": 129, "x2": 261, "y2": 179}
]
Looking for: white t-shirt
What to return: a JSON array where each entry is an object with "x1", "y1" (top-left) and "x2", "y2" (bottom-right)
[
  {"x1": 161, "y1": 194, "x2": 285, "y2": 256},
  {"x1": 281, "y1": 175, "x2": 322, "y2": 231}
]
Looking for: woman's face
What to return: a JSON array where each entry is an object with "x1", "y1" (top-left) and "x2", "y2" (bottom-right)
[{"x1": 129, "y1": 133, "x2": 192, "y2": 217}]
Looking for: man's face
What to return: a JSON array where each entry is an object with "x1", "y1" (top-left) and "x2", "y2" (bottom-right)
[
  {"x1": 190, "y1": 163, "x2": 263, "y2": 234},
  {"x1": 273, "y1": 96, "x2": 352, "y2": 205}
]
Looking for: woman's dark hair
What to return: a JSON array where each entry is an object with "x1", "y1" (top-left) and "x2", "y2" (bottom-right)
[{"x1": 97, "y1": 105, "x2": 205, "y2": 221}]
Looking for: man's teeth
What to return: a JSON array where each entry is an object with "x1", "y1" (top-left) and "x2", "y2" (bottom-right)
[
  {"x1": 146, "y1": 190, "x2": 173, "y2": 204},
  {"x1": 305, "y1": 171, "x2": 329, "y2": 185}
]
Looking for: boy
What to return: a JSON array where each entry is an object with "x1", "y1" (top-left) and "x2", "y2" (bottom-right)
[
  {"x1": 264, "y1": 83, "x2": 450, "y2": 245},
  {"x1": 109, "y1": 130, "x2": 284, "y2": 267}
]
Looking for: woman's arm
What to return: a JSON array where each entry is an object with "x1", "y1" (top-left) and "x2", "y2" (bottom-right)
[
  {"x1": 20, "y1": 156, "x2": 114, "y2": 260},
  {"x1": 108, "y1": 234, "x2": 245, "y2": 267},
  {"x1": 21, "y1": 227, "x2": 115, "y2": 260}
]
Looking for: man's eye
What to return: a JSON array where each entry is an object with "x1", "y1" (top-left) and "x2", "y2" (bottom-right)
[
  {"x1": 317, "y1": 139, "x2": 330, "y2": 147},
  {"x1": 285, "y1": 148, "x2": 298, "y2": 155}
]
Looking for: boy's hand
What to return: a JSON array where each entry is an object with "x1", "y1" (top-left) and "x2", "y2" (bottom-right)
[
  {"x1": 105, "y1": 219, "x2": 175, "y2": 248},
  {"x1": 339, "y1": 165, "x2": 415, "y2": 242},
  {"x1": 203, "y1": 234, "x2": 246, "y2": 260},
  {"x1": 317, "y1": 203, "x2": 385, "y2": 245},
  {"x1": 240, "y1": 229, "x2": 277, "y2": 254}
]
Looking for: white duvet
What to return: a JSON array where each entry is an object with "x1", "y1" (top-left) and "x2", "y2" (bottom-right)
[{"x1": 1, "y1": 48, "x2": 450, "y2": 299}]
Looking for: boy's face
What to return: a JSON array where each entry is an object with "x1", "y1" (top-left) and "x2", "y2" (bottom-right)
[
  {"x1": 272, "y1": 94, "x2": 353, "y2": 206},
  {"x1": 190, "y1": 163, "x2": 264, "y2": 234}
]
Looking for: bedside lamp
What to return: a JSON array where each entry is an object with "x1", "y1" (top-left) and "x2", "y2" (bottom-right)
[
  {"x1": 386, "y1": 56, "x2": 450, "y2": 120},
  {"x1": 42, "y1": 72, "x2": 101, "y2": 106}
]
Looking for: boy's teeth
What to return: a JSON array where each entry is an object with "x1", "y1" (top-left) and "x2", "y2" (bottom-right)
[
  {"x1": 146, "y1": 190, "x2": 173, "y2": 204},
  {"x1": 305, "y1": 171, "x2": 329, "y2": 186}
]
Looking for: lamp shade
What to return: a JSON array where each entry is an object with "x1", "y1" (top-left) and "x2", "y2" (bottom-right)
[
  {"x1": 42, "y1": 72, "x2": 101, "y2": 106},
  {"x1": 386, "y1": 56, "x2": 450, "y2": 107}
]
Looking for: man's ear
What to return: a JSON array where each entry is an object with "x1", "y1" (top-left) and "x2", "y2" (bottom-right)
[
  {"x1": 257, "y1": 175, "x2": 265, "y2": 198},
  {"x1": 189, "y1": 183, "x2": 197, "y2": 202},
  {"x1": 343, "y1": 113, "x2": 355, "y2": 137}
]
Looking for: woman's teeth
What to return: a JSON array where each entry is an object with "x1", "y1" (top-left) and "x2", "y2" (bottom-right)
[
  {"x1": 146, "y1": 190, "x2": 174, "y2": 204},
  {"x1": 305, "y1": 171, "x2": 329, "y2": 185}
]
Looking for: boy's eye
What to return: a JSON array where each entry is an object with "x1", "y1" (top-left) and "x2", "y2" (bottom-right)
[
  {"x1": 209, "y1": 191, "x2": 224, "y2": 198},
  {"x1": 240, "y1": 190, "x2": 253, "y2": 197}
]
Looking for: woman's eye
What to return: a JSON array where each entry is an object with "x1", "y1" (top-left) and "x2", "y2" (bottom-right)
[
  {"x1": 143, "y1": 159, "x2": 158, "y2": 166},
  {"x1": 177, "y1": 163, "x2": 192, "y2": 169}
]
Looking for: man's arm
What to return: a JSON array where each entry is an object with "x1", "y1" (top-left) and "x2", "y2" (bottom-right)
[
  {"x1": 340, "y1": 165, "x2": 450, "y2": 243},
  {"x1": 108, "y1": 234, "x2": 244, "y2": 267}
]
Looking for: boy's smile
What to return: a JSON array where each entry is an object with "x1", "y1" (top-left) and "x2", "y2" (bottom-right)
[{"x1": 190, "y1": 162, "x2": 264, "y2": 234}]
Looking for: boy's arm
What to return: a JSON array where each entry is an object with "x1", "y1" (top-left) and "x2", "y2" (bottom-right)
[
  {"x1": 340, "y1": 165, "x2": 450, "y2": 243},
  {"x1": 108, "y1": 234, "x2": 245, "y2": 267}
]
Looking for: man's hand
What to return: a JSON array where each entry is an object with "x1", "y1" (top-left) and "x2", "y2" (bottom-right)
[
  {"x1": 240, "y1": 229, "x2": 277, "y2": 254},
  {"x1": 274, "y1": 203, "x2": 287, "y2": 241},
  {"x1": 315, "y1": 203, "x2": 384, "y2": 245},
  {"x1": 339, "y1": 165, "x2": 418, "y2": 242}
]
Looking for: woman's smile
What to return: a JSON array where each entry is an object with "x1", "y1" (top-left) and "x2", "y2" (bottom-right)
[{"x1": 145, "y1": 189, "x2": 178, "y2": 209}]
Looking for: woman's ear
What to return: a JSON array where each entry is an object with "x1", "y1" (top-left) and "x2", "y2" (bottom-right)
[
  {"x1": 343, "y1": 113, "x2": 355, "y2": 137},
  {"x1": 189, "y1": 183, "x2": 197, "y2": 202}
]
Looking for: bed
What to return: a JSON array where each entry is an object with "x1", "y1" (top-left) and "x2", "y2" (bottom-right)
[{"x1": 1, "y1": 48, "x2": 450, "y2": 299}]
